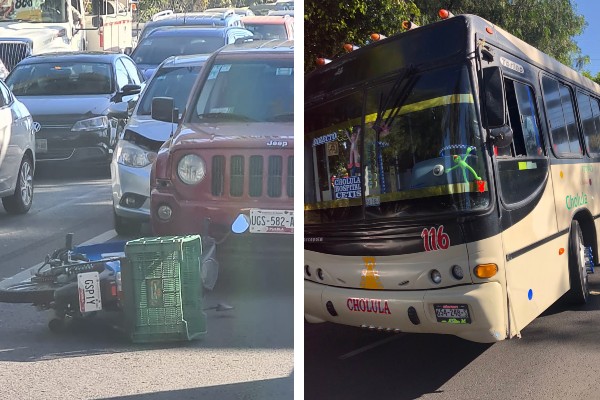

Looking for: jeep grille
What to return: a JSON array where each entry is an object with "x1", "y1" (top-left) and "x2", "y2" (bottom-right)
[{"x1": 211, "y1": 155, "x2": 293, "y2": 198}]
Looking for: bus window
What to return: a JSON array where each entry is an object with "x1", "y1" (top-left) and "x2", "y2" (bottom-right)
[
  {"x1": 542, "y1": 76, "x2": 582, "y2": 156},
  {"x1": 497, "y1": 78, "x2": 548, "y2": 205},
  {"x1": 576, "y1": 91, "x2": 600, "y2": 155}
]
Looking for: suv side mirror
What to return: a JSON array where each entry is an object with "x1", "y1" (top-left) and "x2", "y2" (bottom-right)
[
  {"x1": 107, "y1": 101, "x2": 129, "y2": 119},
  {"x1": 121, "y1": 84, "x2": 141, "y2": 96},
  {"x1": 152, "y1": 97, "x2": 178, "y2": 123}
]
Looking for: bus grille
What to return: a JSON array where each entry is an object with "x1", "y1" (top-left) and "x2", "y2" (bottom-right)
[
  {"x1": 0, "y1": 41, "x2": 31, "y2": 71},
  {"x1": 211, "y1": 155, "x2": 294, "y2": 198}
]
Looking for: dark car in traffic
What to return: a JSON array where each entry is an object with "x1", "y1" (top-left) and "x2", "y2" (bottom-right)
[
  {"x1": 5, "y1": 52, "x2": 144, "y2": 169},
  {"x1": 129, "y1": 26, "x2": 253, "y2": 79}
]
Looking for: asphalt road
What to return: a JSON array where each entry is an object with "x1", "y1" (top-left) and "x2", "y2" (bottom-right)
[
  {"x1": 305, "y1": 270, "x2": 600, "y2": 400},
  {"x1": 0, "y1": 168, "x2": 294, "y2": 400}
]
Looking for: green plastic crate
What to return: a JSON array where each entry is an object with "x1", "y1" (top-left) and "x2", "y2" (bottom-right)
[{"x1": 122, "y1": 235, "x2": 207, "y2": 343}]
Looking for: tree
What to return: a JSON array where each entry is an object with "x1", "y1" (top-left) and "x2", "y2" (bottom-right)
[{"x1": 304, "y1": 0, "x2": 420, "y2": 72}]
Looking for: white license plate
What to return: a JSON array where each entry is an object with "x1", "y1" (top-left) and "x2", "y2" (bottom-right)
[
  {"x1": 249, "y1": 209, "x2": 294, "y2": 234},
  {"x1": 78, "y1": 271, "x2": 102, "y2": 313},
  {"x1": 434, "y1": 304, "x2": 471, "y2": 324},
  {"x1": 35, "y1": 139, "x2": 47, "y2": 153}
]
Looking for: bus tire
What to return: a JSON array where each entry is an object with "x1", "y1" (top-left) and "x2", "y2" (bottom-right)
[{"x1": 567, "y1": 220, "x2": 589, "y2": 305}]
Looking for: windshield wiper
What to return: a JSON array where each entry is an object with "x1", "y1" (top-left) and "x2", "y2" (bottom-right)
[
  {"x1": 197, "y1": 112, "x2": 256, "y2": 122},
  {"x1": 372, "y1": 65, "x2": 419, "y2": 135}
]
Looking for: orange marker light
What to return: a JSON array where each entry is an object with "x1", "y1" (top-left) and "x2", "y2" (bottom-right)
[
  {"x1": 559, "y1": 248, "x2": 565, "y2": 255},
  {"x1": 486, "y1": 27, "x2": 494, "y2": 34},
  {"x1": 474, "y1": 263, "x2": 498, "y2": 279},
  {"x1": 439, "y1": 9, "x2": 454, "y2": 19},
  {"x1": 370, "y1": 33, "x2": 386, "y2": 41},
  {"x1": 343, "y1": 43, "x2": 358, "y2": 52},
  {"x1": 131, "y1": 3, "x2": 137, "y2": 10},
  {"x1": 401, "y1": 21, "x2": 419, "y2": 30},
  {"x1": 316, "y1": 58, "x2": 331, "y2": 66}
]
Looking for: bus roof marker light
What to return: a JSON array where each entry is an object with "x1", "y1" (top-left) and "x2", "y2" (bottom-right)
[
  {"x1": 316, "y1": 58, "x2": 331, "y2": 66},
  {"x1": 370, "y1": 33, "x2": 386, "y2": 41},
  {"x1": 438, "y1": 9, "x2": 454, "y2": 19},
  {"x1": 401, "y1": 21, "x2": 419, "y2": 30},
  {"x1": 343, "y1": 43, "x2": 359, "y2": 52},
  {"x1": 474, "y1": 264, "x2": 498, "y2": 279},
  {"x1": 486, "y1": 27, "x2": 494, "y2": 35}
]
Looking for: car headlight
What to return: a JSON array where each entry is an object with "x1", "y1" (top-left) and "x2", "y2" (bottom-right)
[
  {"x1": 116, "y1": 140, "x2": 157, "y2": 168},
  {"x1": 71, "y1": 116, "x2": 109, "y2": 132},
  {"x1": 177, "y1": 154, "x2": 206, "y2": 185}
]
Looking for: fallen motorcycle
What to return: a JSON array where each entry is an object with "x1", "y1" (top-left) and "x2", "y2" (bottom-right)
[{"x1": 0, "y1": 233, "x2": 226, "y2": 335}]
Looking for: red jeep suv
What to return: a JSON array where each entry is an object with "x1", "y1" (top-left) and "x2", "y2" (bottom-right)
[{"x1": 149, "y1": 39, "x2": 294, "y2": 245}]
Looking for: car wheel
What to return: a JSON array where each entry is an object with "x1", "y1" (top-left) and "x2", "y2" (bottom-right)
[
  {"x1": 113, "y1": 210, "x2": 142, "y2": 236},
  {"x1": 2, "y1": 155, "x2": 33, "y2": 214}
]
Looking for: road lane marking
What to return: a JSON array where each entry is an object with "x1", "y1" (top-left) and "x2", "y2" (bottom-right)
[
  {"x1": 338, "y1": 334, "x2": 403, "y2": 360},
  {"x1": 0, "y1": 230, "x2": 117, "y2": 287}
]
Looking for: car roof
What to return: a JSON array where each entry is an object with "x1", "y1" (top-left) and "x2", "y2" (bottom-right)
[
  {"x1": 148, "y1": 11, "x2": 240, "y2": 24},
  {"x1": 146, "y1": 26, "x2": 247, "y2": 38},
  {"x1": 205, "y1": 7, "x2": 254, "y2": 16},
  {"x1": 158, "y1": 53, "x2": 211, "y2": 68},
  {"x1": 241, "y1": 15, "x2": 292, "y2": 25},
  {"x1": 16, "y1": 51, "x2": 123, "y2": 64},
  {"x1": 217, "y1": 39, "x2": 294, "y2": 55}
]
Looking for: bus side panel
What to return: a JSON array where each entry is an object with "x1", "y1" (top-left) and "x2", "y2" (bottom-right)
[
  {"x1": 550, "y1": 163, "x2": 596, "y2": 232},
  {"x1": 501, "y1": 179, "x2": 567, "y2": 335}
]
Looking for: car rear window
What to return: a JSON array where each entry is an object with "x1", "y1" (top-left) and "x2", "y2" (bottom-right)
[
  {"x1": 132, "y1": 36, "x2": 225, "y2": 65},
  {"x1": 244, "y1": 23, "x2": 287, "y2": 39},
  {"x1": 6, "y1": 62, "x2": 113, "y2": 95},
  {"x1": 192, "y1": 57, "x2": 294, "y2": 124}
]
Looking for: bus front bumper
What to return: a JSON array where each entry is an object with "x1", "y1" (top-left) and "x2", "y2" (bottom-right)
[{"x1": 305, "y1": 280, "x2": 507, "y2": 343}]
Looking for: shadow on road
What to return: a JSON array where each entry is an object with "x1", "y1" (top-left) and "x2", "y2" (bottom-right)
[{"x1": 305, "y1": 323, "x2": 492, "y2": 400}]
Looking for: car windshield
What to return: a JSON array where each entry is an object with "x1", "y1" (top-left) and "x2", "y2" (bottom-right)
[
  {"x1": 191, "y1": 57, "x2": 293, "y2": 123},
  {"x1": 0, "y1": 0, "x2": 68, "y2": 23},
  {"x1": 244, "y1": 23, "x2": 287, "y2": 40},
  {"x1": 137, "y1": 64, "x2": 203, "y2": 116},
  {"x1": 131, "y1": 36, "x2": 224, "y2": 65},
  {"x1": 6, "y1": 62, "x2": 113, "y2": 95}
]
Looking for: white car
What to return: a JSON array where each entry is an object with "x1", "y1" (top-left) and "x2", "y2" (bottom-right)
[{"x1": 0, "y1": 79, "x2": 35, "y2": 214}]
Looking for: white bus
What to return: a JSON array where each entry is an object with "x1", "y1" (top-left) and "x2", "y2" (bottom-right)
[{"x1": 304, "y1": 10, "x2": 598, "y2": 343}]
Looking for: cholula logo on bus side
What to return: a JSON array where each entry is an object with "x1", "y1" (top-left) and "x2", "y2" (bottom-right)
[
  {"x1": 565, "y1": 192, "x2": 588, "y2": 210},
  {"x1": 346, "y1": 297, "x2": 391, "y2": 315}
]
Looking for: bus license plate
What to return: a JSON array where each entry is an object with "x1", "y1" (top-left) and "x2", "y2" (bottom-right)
[
  {"x1": 78, "y1": 271, "x2": 102, "y2": 313},
  {"x1": 434, "y1": 304, "x2": 471, "y2": 324},
  {"x1": 249, "y1": 209, "x2": 294, "y2": 234},
  {"x1": 35, "y1": 139, "x2": 47, "y2": 153}
]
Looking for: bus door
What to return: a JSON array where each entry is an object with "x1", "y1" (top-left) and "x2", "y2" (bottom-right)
[{"x1": 481, "y1": 56, "x2": 560, "y2": 336}]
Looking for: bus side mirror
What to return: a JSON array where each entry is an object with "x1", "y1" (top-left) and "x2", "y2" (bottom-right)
[
  {"x1": 92, "y1": 16, "x2": 103, "y2": 28},
  {"x1": 482, "y1": 66, "x2": 512, "y2": 148}
]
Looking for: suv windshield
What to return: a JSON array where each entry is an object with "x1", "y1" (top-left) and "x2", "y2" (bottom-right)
[
  {"x1": 138, "y1": 64, "x2": 203, "y2": 115},
  {"x1": 192, "y1": 56, "x2": 293, "y2": 123},
  {"x1": 305, "y1": 64, "x2": 489, "y2": 224},
  {"x1": 132, "y1": 36, "x2": 224, "y2": 65},
  {"x1": 6, "y1": 62, "x2": 113, "y2": 95}
]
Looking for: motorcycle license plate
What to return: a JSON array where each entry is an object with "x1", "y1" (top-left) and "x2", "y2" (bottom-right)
[{"x1": 78, "y1": 271, "x2": 102, "y2": 313}]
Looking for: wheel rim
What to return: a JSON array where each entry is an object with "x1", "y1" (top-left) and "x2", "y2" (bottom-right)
[
  {"x1": 19, "y1": 161, "x2": 32, "y2": 206},
  {"x1": 578, "y1": 234, "x2": 589, "y2": 296}
]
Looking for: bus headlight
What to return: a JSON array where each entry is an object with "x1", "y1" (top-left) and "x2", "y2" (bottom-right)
[
  {"x1": 177, "y1": 154, "x2": 206, "y2": 185},
  {"x1": 451, "y1": 265, "x2": 464, "y2": 280},
  {"x1": 430, "y1": 269, "x2": 442, "y2": 284}
]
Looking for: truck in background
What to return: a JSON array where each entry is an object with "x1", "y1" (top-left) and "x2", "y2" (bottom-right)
[{"x1": 0, "y1": 0, "x2": 134, "y2": 77}]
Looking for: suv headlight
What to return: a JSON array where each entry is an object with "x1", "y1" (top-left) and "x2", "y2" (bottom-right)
[
  {"x1": 177, "y1": 154, "x2": 206, "y2": 185},
  {"x1": 71, "y1": 116, "x2": 109, "y2": 132},
  {"x1": 116, "y1": 140, "x2": 157, "y2": 168}
]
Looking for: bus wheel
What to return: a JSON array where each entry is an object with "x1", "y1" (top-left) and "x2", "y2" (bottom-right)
[{"x1": 567, "y1": 220, "x2": 589, "y2": 304}]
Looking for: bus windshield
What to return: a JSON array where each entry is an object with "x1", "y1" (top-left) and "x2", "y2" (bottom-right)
[
  {"x1": 1, "y1": 0, "x2": 68, "y2": 23},
  {"x1": 305, "y1": 64, "x2": 490, "y2": 224}
]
